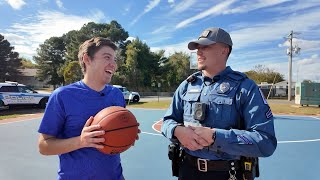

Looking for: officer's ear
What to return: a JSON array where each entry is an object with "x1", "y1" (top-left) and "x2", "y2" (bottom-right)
[
  {"x1": 220, "y1": 44, "x2": 231, "y2": 59},
  {"x1": 221, "y1": 45, "x2": 229, "y2": 55}
]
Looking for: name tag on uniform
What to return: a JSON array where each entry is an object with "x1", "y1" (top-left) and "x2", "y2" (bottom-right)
[{"x1": 188, "y1": 89, "x2": 201, "y2": 93}]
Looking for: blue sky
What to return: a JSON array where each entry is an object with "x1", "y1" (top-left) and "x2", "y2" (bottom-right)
[{"x1": 1, "y1": 0, "x2": 320, "y2": 82}]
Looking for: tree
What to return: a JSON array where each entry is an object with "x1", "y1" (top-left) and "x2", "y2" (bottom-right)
[
  {"x1": 164, "y1": 52, "x2": 195, "y2": 90},
  {"x1": 62, "y1": 21, "x2": 129, "y2": 83},
  {"x1": 65, "y1": 21, "x2": 129, "y2": 62},
  {"x1": 0, "y1": 34, "x2": 22, "y2": 81},
  {"x1": 21, "y1": 57, "x2": 38, "y2": 69},
  {"x1": 245, "y1": 65, "x2": 284, "y2": 84},
  {"x1": 34, "y1": 36, "x2": 66, "y2": 88},
  {"x1": 302, "y1": 79, "x2": 313, "y2": 83},
  {"x1": 63, "y1": 61, "x2": 82, "y2": 85},
  {"x1": 111, "y1": 49, "x2": 128, "y2": 85},
  {"x1": 124, "y1": 38, "x2": 159, "y2": 90},
  {"x1": 125, "y1": 42, "x2": 139, "y2": 88}
]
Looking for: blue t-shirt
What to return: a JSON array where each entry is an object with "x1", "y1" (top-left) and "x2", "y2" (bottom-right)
[{"x1": 38, "y1": 81, "x2": 126, "y2": 180}]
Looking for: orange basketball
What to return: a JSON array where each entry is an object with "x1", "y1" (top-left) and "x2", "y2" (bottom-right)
[{"x1": 91, "y1": 106, "x2": 139, "y2": 154}]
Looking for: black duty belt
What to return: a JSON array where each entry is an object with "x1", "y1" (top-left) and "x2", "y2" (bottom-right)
[{"x1": 184, "y1": 153, "x2": 240, "y2": 172}]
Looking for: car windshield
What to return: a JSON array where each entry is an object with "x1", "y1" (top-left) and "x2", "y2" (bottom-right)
[
  {"x1": 123, "y1": 88, "x2": 129, "y2": 92},
  {"x1": 18, "y1": 86, "x2": 36, "y2": 93}
]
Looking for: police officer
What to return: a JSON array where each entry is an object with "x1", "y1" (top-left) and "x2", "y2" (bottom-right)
[{"x1": 161, "y1": 27, "x2": 277, "y2": 180}]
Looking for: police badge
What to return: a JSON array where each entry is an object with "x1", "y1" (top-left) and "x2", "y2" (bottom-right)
[{"x1": 218, "y1": 82, "x2": 230, "y2": 93}]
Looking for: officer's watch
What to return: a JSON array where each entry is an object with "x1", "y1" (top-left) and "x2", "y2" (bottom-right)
[{"x1": 212, "y1": 130, "x2": 216, "y2": 144}]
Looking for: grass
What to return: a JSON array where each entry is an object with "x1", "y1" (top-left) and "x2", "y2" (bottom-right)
[
  {"x1": 0, "y1": 114, "x2": 20, "y2": 120},
  {"x1": 1, "y1": 99, "x2": 319, "y2": 121},
  {"x1": 269, "y1": 104, "x2": 320, "y2": 116},
  {"x1": 0, "y1": 107, "x2": 44, "y2": 120},
  {"x1": 127, "y1": 100, "x2": 171, "y2": 109}
]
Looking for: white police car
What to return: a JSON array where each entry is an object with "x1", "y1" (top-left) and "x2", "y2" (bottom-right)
[
  {"x1": 0, "y1": 81, "x2": 50, "y2": 109},
  {"x1": 113, "y1": 85, "x2": 140, "y2": 103}
]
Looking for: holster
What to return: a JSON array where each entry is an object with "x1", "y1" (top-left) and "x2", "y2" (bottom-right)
[
  {"x1": 168, "y1": 143, "x2": 184, "y2": 177},
  {"x1": 241, "y1": 156, "x2": 260, "y2": 180}
]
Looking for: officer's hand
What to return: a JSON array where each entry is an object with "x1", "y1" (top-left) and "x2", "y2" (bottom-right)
[
  {"x1": 174, "y1": 126, "x2": 208, "y2": 151},
  {"x1": 80, "y1": 116, "x2": 105, "y2": 149},
  {"x1": 189, "y1": 126, "x2": 215, "y2": 146}
]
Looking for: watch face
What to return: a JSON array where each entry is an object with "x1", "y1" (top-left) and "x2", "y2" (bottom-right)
[{"x1": 212, "y1": 131, "x2": 216, "y2": 141}]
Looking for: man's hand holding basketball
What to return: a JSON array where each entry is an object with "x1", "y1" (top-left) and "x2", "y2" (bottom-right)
[{"x1": 80, "y1": 116, "x2": 105, "y2": 149}]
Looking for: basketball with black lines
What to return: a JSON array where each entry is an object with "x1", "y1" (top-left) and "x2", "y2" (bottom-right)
[{"x1": 91, "y1": 106, "x2": 139, "y2": 154}]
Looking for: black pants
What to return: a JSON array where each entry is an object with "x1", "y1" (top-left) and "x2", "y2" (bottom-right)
[{"x1": 178, "y1": 161, "x2": 243, "y2": 180}]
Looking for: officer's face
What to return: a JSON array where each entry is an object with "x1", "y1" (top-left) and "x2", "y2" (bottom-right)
[{"x1": 196, "y1": 43, "x2": 229, "y2": 73}]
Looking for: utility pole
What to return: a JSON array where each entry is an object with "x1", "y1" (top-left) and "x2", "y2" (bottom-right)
[
  {"x1": 288, "y1": 31, "x2": 293, "y2": 101},
  {"x1": 286, "y1": 30, "x2": 301, "y2": 101}
]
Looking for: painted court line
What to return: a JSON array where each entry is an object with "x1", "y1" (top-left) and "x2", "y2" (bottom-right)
[
  {"x1": 278, "y1": 139, "x2": 320, "y2": 144},
  {"x1": 142, "y1": 130, "x2": 320, "y2": 143},
  {"x1": 311, "y1": 116, "x2": 320, "y2": 120},
  {"x1": 152, "y1": 119, "x2": 162, "y2": 133},
  {"x1": 141, "y1": 131, "x2": 162, "y2": 136},
  {"x1": 0, "y1": 118, "x2": 39, "y2": 125}
]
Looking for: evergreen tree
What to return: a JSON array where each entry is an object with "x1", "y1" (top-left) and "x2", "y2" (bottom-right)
[
  {"x1": 165, "y1": 52, "x2": 194, "y2": 90},
  {"x1": 124, "y1": 38, "x2": 159, "y2": 90},
  {"x1": 63, "y1": 61, "x2": 82, "y2": 85},
  {"x1": 65, "y1": 21, "x2": 129, "y2": 62},
  {"x1": 0, "y1": 34, "x2": 22, "y2": 81},
  {"x1": 33, "y1": 36, "x2": 66, "y2": 88}
]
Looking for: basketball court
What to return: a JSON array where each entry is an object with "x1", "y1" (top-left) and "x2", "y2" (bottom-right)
[{"x1": 0, "y1": 108, "x2": 319, "y2": 179}]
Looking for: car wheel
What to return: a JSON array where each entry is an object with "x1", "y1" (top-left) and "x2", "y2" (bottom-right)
[
  {"x1": 39, "y1": 98, "x2": 48, "y2": 109},
  {"x1": 132, "y1": 95, "x2": 140, "y2": 103},
  {"x1": 0, "y1": 100, "x2": 4, "y2": 107}
]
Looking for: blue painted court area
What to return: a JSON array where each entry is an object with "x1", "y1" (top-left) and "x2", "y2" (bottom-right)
[{"x1": 0, "y1": 109, "x2": 319, "y2": 180}]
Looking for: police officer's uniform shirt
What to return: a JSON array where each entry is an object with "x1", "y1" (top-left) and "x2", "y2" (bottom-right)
[{"x1": 161, "y1": 66, "x2": 277, "y2": 160}]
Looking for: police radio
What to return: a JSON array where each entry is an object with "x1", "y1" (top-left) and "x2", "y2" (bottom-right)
[{"x1": 193, "y1": 102, "x2": 207, "y2": 121}]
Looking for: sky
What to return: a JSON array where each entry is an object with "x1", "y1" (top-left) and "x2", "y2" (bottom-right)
[{"x1": 1, "y1": 0, "x2": 320, "y2": 82}]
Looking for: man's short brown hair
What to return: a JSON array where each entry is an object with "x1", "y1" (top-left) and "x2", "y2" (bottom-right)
[{"x1": 78, "y1": 37, "x2": 117, "y2": 73}]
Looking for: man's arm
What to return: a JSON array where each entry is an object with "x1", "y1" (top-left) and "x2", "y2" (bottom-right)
[
  {"x1": 38, "y1": 116, "x2": 105, "y2": 155},
  {"x1": 191, "y1": 81, "x2": 277, "y2": 157},
  {"x1": 212, "y1": 82, "x2": 277, "y2": 157}
]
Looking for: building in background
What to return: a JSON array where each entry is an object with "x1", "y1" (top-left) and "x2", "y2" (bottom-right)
[
  {"x1": 18, "y1": 69, "x2": 50, "y2": 89},
  {"x1": 258, "y1": 81, "x2": 296, "y2": 99}
]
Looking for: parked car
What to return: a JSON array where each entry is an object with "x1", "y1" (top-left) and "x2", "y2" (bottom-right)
[
  {"x1": 113, "y1": 85, "x2": 140, "y2": 103},
  {"x1": 0, "y1": 81, "x2": 50, "y2": 109}
]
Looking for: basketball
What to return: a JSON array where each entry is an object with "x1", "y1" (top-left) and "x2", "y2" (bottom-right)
[{"x1": 91, "y1": 106, "x2": 139, "y2": 154}]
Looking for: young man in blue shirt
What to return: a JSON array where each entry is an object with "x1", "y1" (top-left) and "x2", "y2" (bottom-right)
[
  {"x1": 38, "y1": 37, "x2": 129, "y2": 180},
  {"x1": 161, "y1": 27, "x2": 277, "y2": 180}
]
